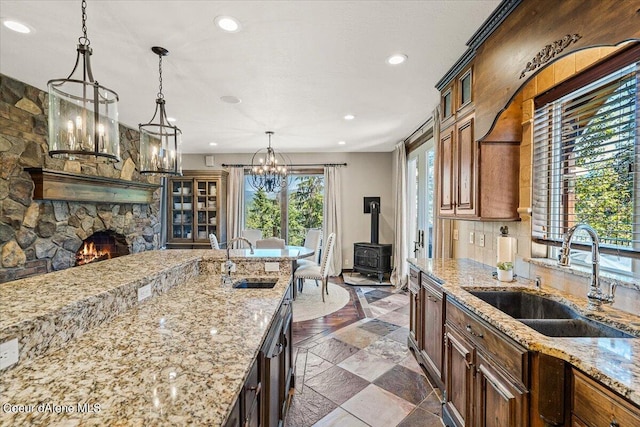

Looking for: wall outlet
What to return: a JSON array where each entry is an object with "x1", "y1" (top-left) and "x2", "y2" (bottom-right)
[
  {"x1": 453, "y1": 229, "x2": 459, "y2": 240},
  {"x1": 137, "y1": 284, "x2": 152, "y2": 302},
  {"x1": 469, "y1": 232, "x2": 475, "y2": 244},
  {"x1": 478, "y1": 234, "x2": 485, "y2": 247},
  {"x1": 0, "y1": 338, "x2": 19, "y2": 370},
  {"x1": 344, "y1": 258, "x2": 350, "y2": 266},
  {"x1": 221, "y1": 262, "x2": 236, "y2": 273},
  {"x1": 265, "y1": 262, "x2": 279, "y2": 272}
]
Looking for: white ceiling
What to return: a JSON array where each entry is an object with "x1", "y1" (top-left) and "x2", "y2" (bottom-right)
[{"x1": 0, "y1": 0, "x2": 500, "y2": 154}]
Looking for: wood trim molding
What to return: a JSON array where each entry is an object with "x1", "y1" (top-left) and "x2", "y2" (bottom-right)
[{"x1": 26, "y1": 168, "x2": 160, "y2": 204}]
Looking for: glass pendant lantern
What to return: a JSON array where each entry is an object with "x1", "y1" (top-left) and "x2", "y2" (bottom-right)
[
  {"x1": 47, "y1": 0, "x2": 120, "y2": 162},
  {"x1": 139, "y1": 46, "x2": 182, "y2": 176}
]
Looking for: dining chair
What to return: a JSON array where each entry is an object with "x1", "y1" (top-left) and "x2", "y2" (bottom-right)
[
  {"x1": 255, "y1": 237, "x2": 286, "y2": 249},
  {"x1": 296, "y1": 229, "x2": 322, "y2": 287},
  {"x1": 294, "y1": 232, "x2": 335, "y2": 302},
  {"x1": 209, "y1": 233, "x2": 220, "y2": 249},
  {"x1": 241, "y1": 229, "x2": 263, "y2": 248}
]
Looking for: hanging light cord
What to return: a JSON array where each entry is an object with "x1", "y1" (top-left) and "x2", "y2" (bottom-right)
[
  {"x1": 78, "y1": 0, "x2": 90, "y2": 46},
  {"x1": 157, "y1": 54, "x2": 164, "y2": 99}
]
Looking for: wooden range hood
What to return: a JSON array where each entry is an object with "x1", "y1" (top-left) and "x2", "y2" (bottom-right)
[{"x1": 26, "y1": 168, "x2": 161, "y2": 204}]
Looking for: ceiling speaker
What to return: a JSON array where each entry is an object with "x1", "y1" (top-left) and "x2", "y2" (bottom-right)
[{"x1": 205, "y1": 155, "x2": 215, "y2": 167}]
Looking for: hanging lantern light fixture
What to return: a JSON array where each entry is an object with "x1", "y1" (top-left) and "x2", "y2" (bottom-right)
[
  {"x1": 249, "y1": 131, "x2": 290, "y2": 193},
  {"x1": 139, "y1": 46, "x2": 182, "y2": 176},
  {"x1": 47, "y1": 0, "x2": 120, "y2": 162}
]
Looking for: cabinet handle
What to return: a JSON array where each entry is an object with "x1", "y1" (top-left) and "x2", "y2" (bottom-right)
[
  {"x1": 247, "y1": 382, "x2": 261, "y2": 394},
  {"x1": 272, "y1": 342, "x2": 284, "y2": 357},
  {"x1": 427, "y1": 295, "x2": 438, "y2": 302},
  {"x1": 610, "y1": 421, "x2": 619, "y2": 427},
  {"x1": 466, "y1": 324, "x2": 484, "y2": 338}
]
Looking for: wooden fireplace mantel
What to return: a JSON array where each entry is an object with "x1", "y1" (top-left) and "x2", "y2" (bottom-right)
[{"x1": 26, "y1": 168, "x2": 161, "y2": 204}]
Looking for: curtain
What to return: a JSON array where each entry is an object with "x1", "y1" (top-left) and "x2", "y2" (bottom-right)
[
  {"x1": 390, "y1": 142, "x2": 408, "y2": 288},
  {"x1": 226, "y1": 167, "x2": 245, "y2": 242},
  {"x1": 323, "y1": 166, "x2": 342, "y2": 276}
]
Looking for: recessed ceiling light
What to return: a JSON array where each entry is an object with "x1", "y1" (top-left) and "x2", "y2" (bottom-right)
[
  {"x1": 344, "y1": 114, "x2": 355, "y2": 120},
  {"x1": 167, "y1": 117, "x2": 177, "y2": 122},
  {"x1": 3, "y1": 20, "x2": 31, "y2": 34},
  {"x1": 338, "y1": 141, "x2": 346, "y2": 145},
  {"x1": 387, "y1": 54, "x2": 408, "y2": 65},
  {"x1": 209, "y1": 142, "x2": 217, "y2": 146},
  {"x1": 214, "y1": 16, "x2": 241, "y2": 33},
  {"x1": 220, "y1": 95, "x2": 242, "y2": 104}
]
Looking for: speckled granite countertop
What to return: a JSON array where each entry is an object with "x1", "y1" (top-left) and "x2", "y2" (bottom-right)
[
  {"x1": 0, "y1": 250, "x2": 295, "y2": 425},
  {"x1": 1, "y1": 274, "x2": 290, "y2": 425},
  {"x1": 408, "y1": 258, "x2": 640, "y2": 405}
]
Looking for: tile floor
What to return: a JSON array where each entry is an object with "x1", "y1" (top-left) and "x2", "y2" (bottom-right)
[{"x1": 285, "y1": 286, "x2": 444, "y2": 427}]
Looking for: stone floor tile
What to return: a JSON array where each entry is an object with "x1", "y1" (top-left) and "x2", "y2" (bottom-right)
[
  {"x1": 365, "y1": 336, "x2": 409, "y2": 364},
  {"x1": 332, "y1": 327, "x2": 381, "y2": 349},
  {"x1": 374, "y1": 365, "x2": 431, "y2": 405},
  {"x1": 341, "y1": 384, "x2": 415, "y2": 427},
  {"x1": 309, "y1": 338, "x2": 360, "y2": 364},
  {"x1": 364, "y1": 289, "x2": 393, "y2": 304},
  {"x1": 284, "y1": 385, "x2": 338, "y2": 427},
  {"x1": 369, "y1": 297, "x2": 406, "y2": 313},
  {"x1": 358, "y1": 318, "x2": 400, "y2": 336},
  {"x1": 338, "y1": 349, "x2": 395, "y2": 382},
  {"x1": 397, "y1": 407, "x2": 444, "y2": 427},
  {"x1": 306, "y1": 365, "x2": 370, "y2": 405},
  {"x1": 399, "y1": 353, "x2": 424, "y2": 374},
  {"x1": 418, "y1": 390, "x2": 443, "y2": 417},
  {"x1": 312, "y1": 407, "x2": 370, "y2": 427},
  {"x1": 303, "y1": 351, "x2": 334, "y2": 381},
  {"x1": 377, "y1": 309, "x2": 410, "y2": 327},
  {"x1": 386, "y1": 326, "x2": 410, "y2": 344}
]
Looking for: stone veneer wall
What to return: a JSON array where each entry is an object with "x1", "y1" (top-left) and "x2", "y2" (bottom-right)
[{"x1": 0, "y1": 74, "x2": 162, "y2": 283}]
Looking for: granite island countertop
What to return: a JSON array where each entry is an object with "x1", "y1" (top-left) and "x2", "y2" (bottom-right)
[
  {"x1": 0, "y1": 250, "x2": 296, "y2": 426},
  {"x1": 409, "y1": 258, "x2": 640, "y2": 406}
]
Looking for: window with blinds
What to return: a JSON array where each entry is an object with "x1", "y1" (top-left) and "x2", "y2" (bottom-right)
[{"x1": 532, "y1": 58, "x2": 639, "y2": 271}]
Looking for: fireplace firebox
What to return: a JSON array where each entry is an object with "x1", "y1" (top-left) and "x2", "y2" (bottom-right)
[{"x1": 75, "y1": 231, "x2": 130, "y2": 266}]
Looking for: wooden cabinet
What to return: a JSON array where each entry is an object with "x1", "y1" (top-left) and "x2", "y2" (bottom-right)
[
  {"x1": 167, "y1": 170, "x2": 227, "y2": 248},
  {"x1": 421, "y1": 274, "x2": 444, "y2": 391},
  {"x1": 572, "y1": 369, "x2": 640, "y2": 427},
  {"x1": 443, "y1": 298, "x2": 529, "y2": 427},
  {"x1": 408, "y1": 266, "x2": 423, "y2": 352}
]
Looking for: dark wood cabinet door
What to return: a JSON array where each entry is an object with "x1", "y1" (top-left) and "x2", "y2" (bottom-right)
[
  {"x1": 444, "y1": 327, "x2": 475, "y2": 427},
  {"x1": 224, "y1": 397, "x2": 241, "y2": 427},
  {"x1": 439, "y1": 126, "x2": 456, "y2": 216},
  {"x1": 455, "y1": 114, "x2": 476, "y2": 216},
  {"x1": 475, "y1": 352, "x2": 528, "y2": 427},
  {"x1": 422, "y1": 280, "x2": 444, "y2": 389},
  {"x1": 408, "y1": 267, "x2": 422, "y2": 348}
]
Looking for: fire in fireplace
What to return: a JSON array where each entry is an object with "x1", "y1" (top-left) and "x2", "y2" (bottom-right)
[{"x1": 75, "y1": 231, "x2": 130, "y2": 266}]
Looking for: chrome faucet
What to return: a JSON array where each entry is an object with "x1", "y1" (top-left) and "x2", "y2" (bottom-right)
[
  {"x1": 221, "y1": 237, "x2": 254, "y2": 285},
  {"x1": 558, "y1": 224, "x2": 616, "y2": 310}
]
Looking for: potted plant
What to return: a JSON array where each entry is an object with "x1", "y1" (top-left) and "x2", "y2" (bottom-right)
[{"x1": 496, "y1": 261, "x2": 514, "y2": 282}]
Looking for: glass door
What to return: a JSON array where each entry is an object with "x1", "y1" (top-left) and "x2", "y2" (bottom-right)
[
  {"x1": 195, "y1": 179, "x2": 219, "y2": 242},
  {"x1": 170, "y1": 179, "x2": 193, "y2": 241},
  {"x1": 408, "y1": 141, "x2": 435, "y2": 258}
]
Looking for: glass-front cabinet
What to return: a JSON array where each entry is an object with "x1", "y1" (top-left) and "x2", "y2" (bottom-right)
[{"x1": 167, "y1": 170, "x2": 227, "y2": 248}]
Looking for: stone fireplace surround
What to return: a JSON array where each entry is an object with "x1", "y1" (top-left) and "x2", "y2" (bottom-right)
[{"x1": 0, "y1": 74, "x2": 162, "y2": 283}]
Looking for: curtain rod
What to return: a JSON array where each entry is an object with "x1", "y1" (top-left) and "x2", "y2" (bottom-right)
[{"x1": 221, "y1": 162, "x2": 347, "y2": 168}]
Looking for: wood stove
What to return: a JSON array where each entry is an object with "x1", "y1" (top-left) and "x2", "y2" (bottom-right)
[{"x1": 353, "y1": 199, "x2": 392, "y2": 282}]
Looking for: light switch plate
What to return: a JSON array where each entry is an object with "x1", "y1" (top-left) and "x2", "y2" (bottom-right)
[
  {"x1": 0, "y1": 338, "x2": 19, "y2": 370},
  {"x1": 137, "y1": 284, "x2": 152, "y2": 302},
  {"x1": 478, "y1": 234, "x2": 485, "y2": 247},
  {"x1": 453, "y1": 229, "x2": 459, "y2": 240},
  {"x1": 469, "y1": 232, "x2": 475, "y2": 244},
  {"x1": 265, "y1": 262, "x2": 279, "y2": 272}
]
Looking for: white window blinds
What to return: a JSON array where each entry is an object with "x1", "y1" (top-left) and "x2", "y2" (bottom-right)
[{"x1": 532, "y1": 61, "x2": 639, "y2": 254}]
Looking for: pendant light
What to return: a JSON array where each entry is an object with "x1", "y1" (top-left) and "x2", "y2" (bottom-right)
[
  {"x1": 249, "y1": 131, "x2": 290, "y2": 193},
  {"x1": 47, "y1": 0, "x2": 120, "y2": 162},
  {"x1": 139, "y1": 47, "x2": 182, "y2": 175}
]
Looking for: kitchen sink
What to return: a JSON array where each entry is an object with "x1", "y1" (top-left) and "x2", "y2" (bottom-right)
[
  {"x1": 468, "y1": 290, "x2": 635, "y2": 339},
  {"x1": 469, "y1": 291, "x2": 574, "y2": 319},
  {"x1": 232, "y1": 278, "x2": 278, "y2": 289},
  {"x1": 519, "y1": 319, "x2": 634, "y2": 338}
]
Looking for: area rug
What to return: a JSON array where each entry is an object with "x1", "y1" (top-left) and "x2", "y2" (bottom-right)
[
  {"x1": 292, "y1": 280, "x2": 350, "y2": 322},
  {"x1": 343, "y1": 272, "x2": 393, "y2": 287}
]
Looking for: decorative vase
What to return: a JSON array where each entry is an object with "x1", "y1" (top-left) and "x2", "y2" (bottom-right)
[{"x1": 497, "y1": 269, "x2": 513, "y2": 282}]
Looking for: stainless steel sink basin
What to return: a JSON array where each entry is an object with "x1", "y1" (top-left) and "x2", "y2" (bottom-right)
[
  {"x1": 232, "y1": 278, "x2": 278, "y2": 289},
  {"x1": 469, "y1": 291, "x2": 574, "y2": 319},
  {"x1": 468, "y1": 290, "x2": 634, "y2": 339},
  {"x1": 520, "y1": 319, "x2": 634, "y2": 338}
]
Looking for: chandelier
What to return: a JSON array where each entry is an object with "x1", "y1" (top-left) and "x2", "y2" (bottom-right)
[
  {"x1": 249, "y1": 131, "x2": 290, "y2": 193},
  {"x1": 139, "y1": 47, "x2": 182, "y2": 175},
  {"x1": 47, "y1": 0, "x2": 120, "y2": 162}
]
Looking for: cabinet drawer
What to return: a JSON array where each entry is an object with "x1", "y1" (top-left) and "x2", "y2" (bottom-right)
[
  {"x1": 243, "y1": 358, "x2": 260, "y2": 419},
  {"x1": 422, "y1": 275, "x2": 443, "y2": 298},
  {"x1": 446, "y1": 299, "x2": 527, "y2": 385},
  {"x1": 572, "y1": 369, "x2": 640, "y2": 427},
  {"x1": 409, "y1": 267, "x2": 420, "y2": 294}
]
